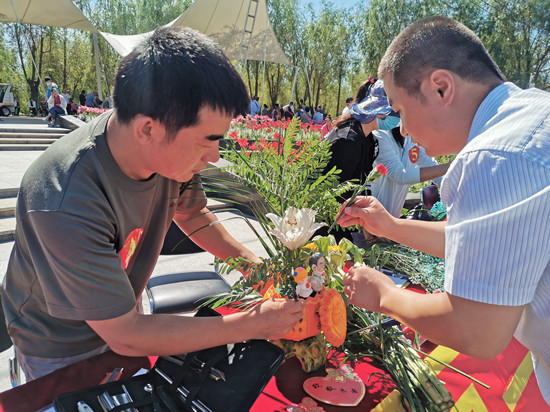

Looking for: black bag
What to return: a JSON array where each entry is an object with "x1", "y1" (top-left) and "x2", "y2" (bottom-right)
[{"x1": 54, "y1": 307, "x2": 285, "y2": 412}]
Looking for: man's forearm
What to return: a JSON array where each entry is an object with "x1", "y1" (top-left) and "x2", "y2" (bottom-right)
[
  {"x1": 379, "y1": 287, "x2": 523, "y2": 359},
  {"x1": 99, "y1": 311, "x2": 258, "y2": 357},
  {"x1": 387, "y1": 219, "x2": 447, "y2": 258},
  {"x1": 419, "y1": 162, "x2": 451, "y2": 182},
  {"x1": 174, "y1": 208, "x2": 259, "y2": 262}
]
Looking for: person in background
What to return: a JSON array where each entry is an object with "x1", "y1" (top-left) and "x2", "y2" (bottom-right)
[
  {"x1": 300, "y1": 106, "x2": 313, "y2": 124},
  {"x1": 85, "y1": 91, "x2": 96, "y2": 107},
  {"x1": 43, "y1": 77, "x2": 58, "y2": 122},
  {"x1": 321, "y1": 114, "x2": 333, "y2": 138},
  {"x1": 271, "y1": 103, "x2": 281, "y2": 120},
  {"x1": 79, "y1": 90, "x2": 86, "y2": 107},
  {"x1": 312, "y1": 106, "x2": 324, "y2": 123},
  {"x1": 321, "y1": 78, "x2": 384, "y2": 242},
  {"x1": 46, "y1": 88, "x2": 67, "y2": 127},
  {"x1": 38, "y1": 97, "x2": 48, "y2": 117},
  {"x1": 93, "y1": 92, "x2": 103, "y2": 108},
  {"x1": 2, "y1": 27, "x2": 304, "y2": 382},
  {"x1": 44, "y1": 77, "x2": 58, "y2": 99},
  {"x1": 28, "y1": 97, "x2": 37, "y2": 116},
  {"x1": 282, "y1": 104, "x2": 294, "y2": 120},
  {"x1": 62, "y1": 89, "x2": 71, "y2": 106},
  {"x1": 341, "y1": 96, "x2": 353, "y2": 115},
  {"x1": 262, "y1": 103, "x2": 269, "y2": 116},
  {"x1": 68, "y1": 98, "x2": 77, "y2": 115},
  {"x1": 13, "y1": 98, "x2": 19, "y2": 116},
  {"x1": 249, "y1": 95, "x2": 260, "y2": 117},
  {"x1": 340, "y1": 16, "x2": 550, "y2": 405},
  {"x1": 296, "y1": 101, "x2": 305, "y2": 118}
]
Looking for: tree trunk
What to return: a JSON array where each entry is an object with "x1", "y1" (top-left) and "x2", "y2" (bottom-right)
[
  {"x1": 63, "y1": 29, "x2": 68, "y2": 89},
  {"x1": 254, "y1": 61, "x2": 260, "y2": 98},
  {"x1": 336, "y1": 70, "x2": 342, "y2": 116}
]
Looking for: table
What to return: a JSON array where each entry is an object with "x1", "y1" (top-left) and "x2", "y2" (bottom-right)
[{"x1": 0, "y1": 336, "x2": 547, "y2": 412}]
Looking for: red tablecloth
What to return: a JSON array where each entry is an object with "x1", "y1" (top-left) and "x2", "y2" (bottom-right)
[{"x1": 0, "y1": 337, "x2": 547, "y2": 412}]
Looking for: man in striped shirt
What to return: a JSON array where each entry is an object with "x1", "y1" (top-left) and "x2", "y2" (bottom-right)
[{"x1": 339, "y1": 16, "x2": 550, "y2": 405}]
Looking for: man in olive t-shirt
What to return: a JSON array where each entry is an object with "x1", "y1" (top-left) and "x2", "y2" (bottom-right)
[{"x1": 2, "y1": 27, "x2": 305, "y2": 381}]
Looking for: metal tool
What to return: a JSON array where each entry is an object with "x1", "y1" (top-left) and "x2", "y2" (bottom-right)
[
  {"x1": 164, "y1": 355, "x2": 226, "y2": 382},
  {"x1": 99, "y1": 367, "x2": 124, "y2": 384},
  {"x1": 347, "y1": 317, "x2": 401, "y2": 335},
  {"x1": 153, "y1": 367, "x2": 212, "y2": 412},
  {"x1": 97, "y1": 385, "x2": 136, "y2": 412}
]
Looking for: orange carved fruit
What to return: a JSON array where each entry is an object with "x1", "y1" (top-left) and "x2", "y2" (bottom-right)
[
  {"x1": 319, "y1": 288, "x2": 347, "y2": 347},
  {"x1": 283, "y1": 290, "x2": 324, "y2": 341}
]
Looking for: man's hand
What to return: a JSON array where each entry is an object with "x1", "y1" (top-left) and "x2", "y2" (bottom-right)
[
  {"x1": 343, "y1": 265, "x2": 396, "y2": 312},
  {"x1": 245, "y1": 298, "x2": 305, "y2": 340},
  {"x1": 343, "y1": 265, "x2": 525, "y2": 359},
  {"x1": 339, "y1": 196, "x2": 447, "y2": 258},
  {"x1": 337, "y1": 196, "x2": 395, "y2": 239}
]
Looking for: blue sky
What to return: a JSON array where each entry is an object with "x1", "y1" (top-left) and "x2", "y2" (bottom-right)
[{"x1": 304, "y1": 0, "x2": 362, "y2": 12}]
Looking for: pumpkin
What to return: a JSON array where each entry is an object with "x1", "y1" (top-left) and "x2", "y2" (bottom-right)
[
  {"x1": 282, "y1": 289, "x2": 324, "y2": 341},
  {"x1": 319, "y1": 288, "x2": 347, "y2": 347}
]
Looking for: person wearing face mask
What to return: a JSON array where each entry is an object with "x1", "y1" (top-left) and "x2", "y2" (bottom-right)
[
  {"x1": 44, "y1": 77, "x2": 58, "y2": 100},
  {"x1": 357, "y1": 80, "x2": 451, "y2": 245},
  {"x1": 324, "y1": 78, "x2": 450, "y2": 244},
  {"x1": 370, "y1": 116, "x2": 451, "y2": 219},
  {"x1": 377, "y1": 113, "x2": 401, "y2": 130},
  {"x1": 43, "y1": 77, "x2": 59, "y2": 122}
]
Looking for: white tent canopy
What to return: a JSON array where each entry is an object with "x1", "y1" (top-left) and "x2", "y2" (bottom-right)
[
  {"x1": 100, "y1": 0, "x2": 291, "y2": 66},
  {"x1": 0, "y1": 0, "x2": 97, "y2": 32},
  {"x1": 171, "y1": 0, "x2": 291, "y2": 66},
  {"x1": 1, "y1": 0, "x2": 291, "y2": 66}
]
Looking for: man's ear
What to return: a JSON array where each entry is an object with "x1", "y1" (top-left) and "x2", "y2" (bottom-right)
[
  {"x1": 133, "y1": 115, "x2": 163, "y2": 145},
  {"x1": 428, "y1": 69, "x2": 455, "y2": 107}
]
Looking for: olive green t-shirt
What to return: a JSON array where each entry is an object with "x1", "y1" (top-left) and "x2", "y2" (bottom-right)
[{"x1": 2, "y1": 111, "x2": 206, "y2": 357}]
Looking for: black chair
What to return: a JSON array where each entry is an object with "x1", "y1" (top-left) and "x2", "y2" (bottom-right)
[
  {"x1": 147, "y1": 223, "x2": 232, "y2": 314},
  {"x1": 146, "y1": 271, "x2": 231, "y2": 314}
]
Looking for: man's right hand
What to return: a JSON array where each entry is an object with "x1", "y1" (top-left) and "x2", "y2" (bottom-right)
[
  {"x1": 246, "y1": 298, "x2": 305, "y2": 340},
  {"x1": 337, "y1": 196, "x2": 396, "y2": 239}
]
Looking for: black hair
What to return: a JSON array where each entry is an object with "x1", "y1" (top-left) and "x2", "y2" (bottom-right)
[
  {"x1": 113, "y1": 27, "x2": 249, "y2": 140},
  {"x1": 309, "y1": 252, "x2": 324, "y2": 268},
  {"x1": 379, "y1": 16, "x2": 505, "y2": 97}
]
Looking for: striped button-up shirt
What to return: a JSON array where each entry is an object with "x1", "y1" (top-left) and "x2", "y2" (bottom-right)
[{"x1": 441, "y1": 82, "x2": 550, "y2": 404}]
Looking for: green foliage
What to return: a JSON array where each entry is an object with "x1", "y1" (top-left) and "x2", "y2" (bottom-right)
[
  {"x1": 367, "y1": 243, "x2": 445, "y2": 293},
  {"x1": 221, "y1": 116, "x2": 351, "y2": 227}
]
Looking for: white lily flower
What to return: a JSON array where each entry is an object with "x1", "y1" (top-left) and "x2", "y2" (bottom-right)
[{"x1": 266, "y1": 207, "x2": 327, "y2": 250}]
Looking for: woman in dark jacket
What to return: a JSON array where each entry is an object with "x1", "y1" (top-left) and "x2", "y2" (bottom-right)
[{"x1": 323, "y1": 78, "x2": 396, "y2": 241}]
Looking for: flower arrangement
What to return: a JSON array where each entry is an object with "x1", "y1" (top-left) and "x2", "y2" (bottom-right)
[{"x1": 202, "y1": 115, "x2": 477, "y2": 410}]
